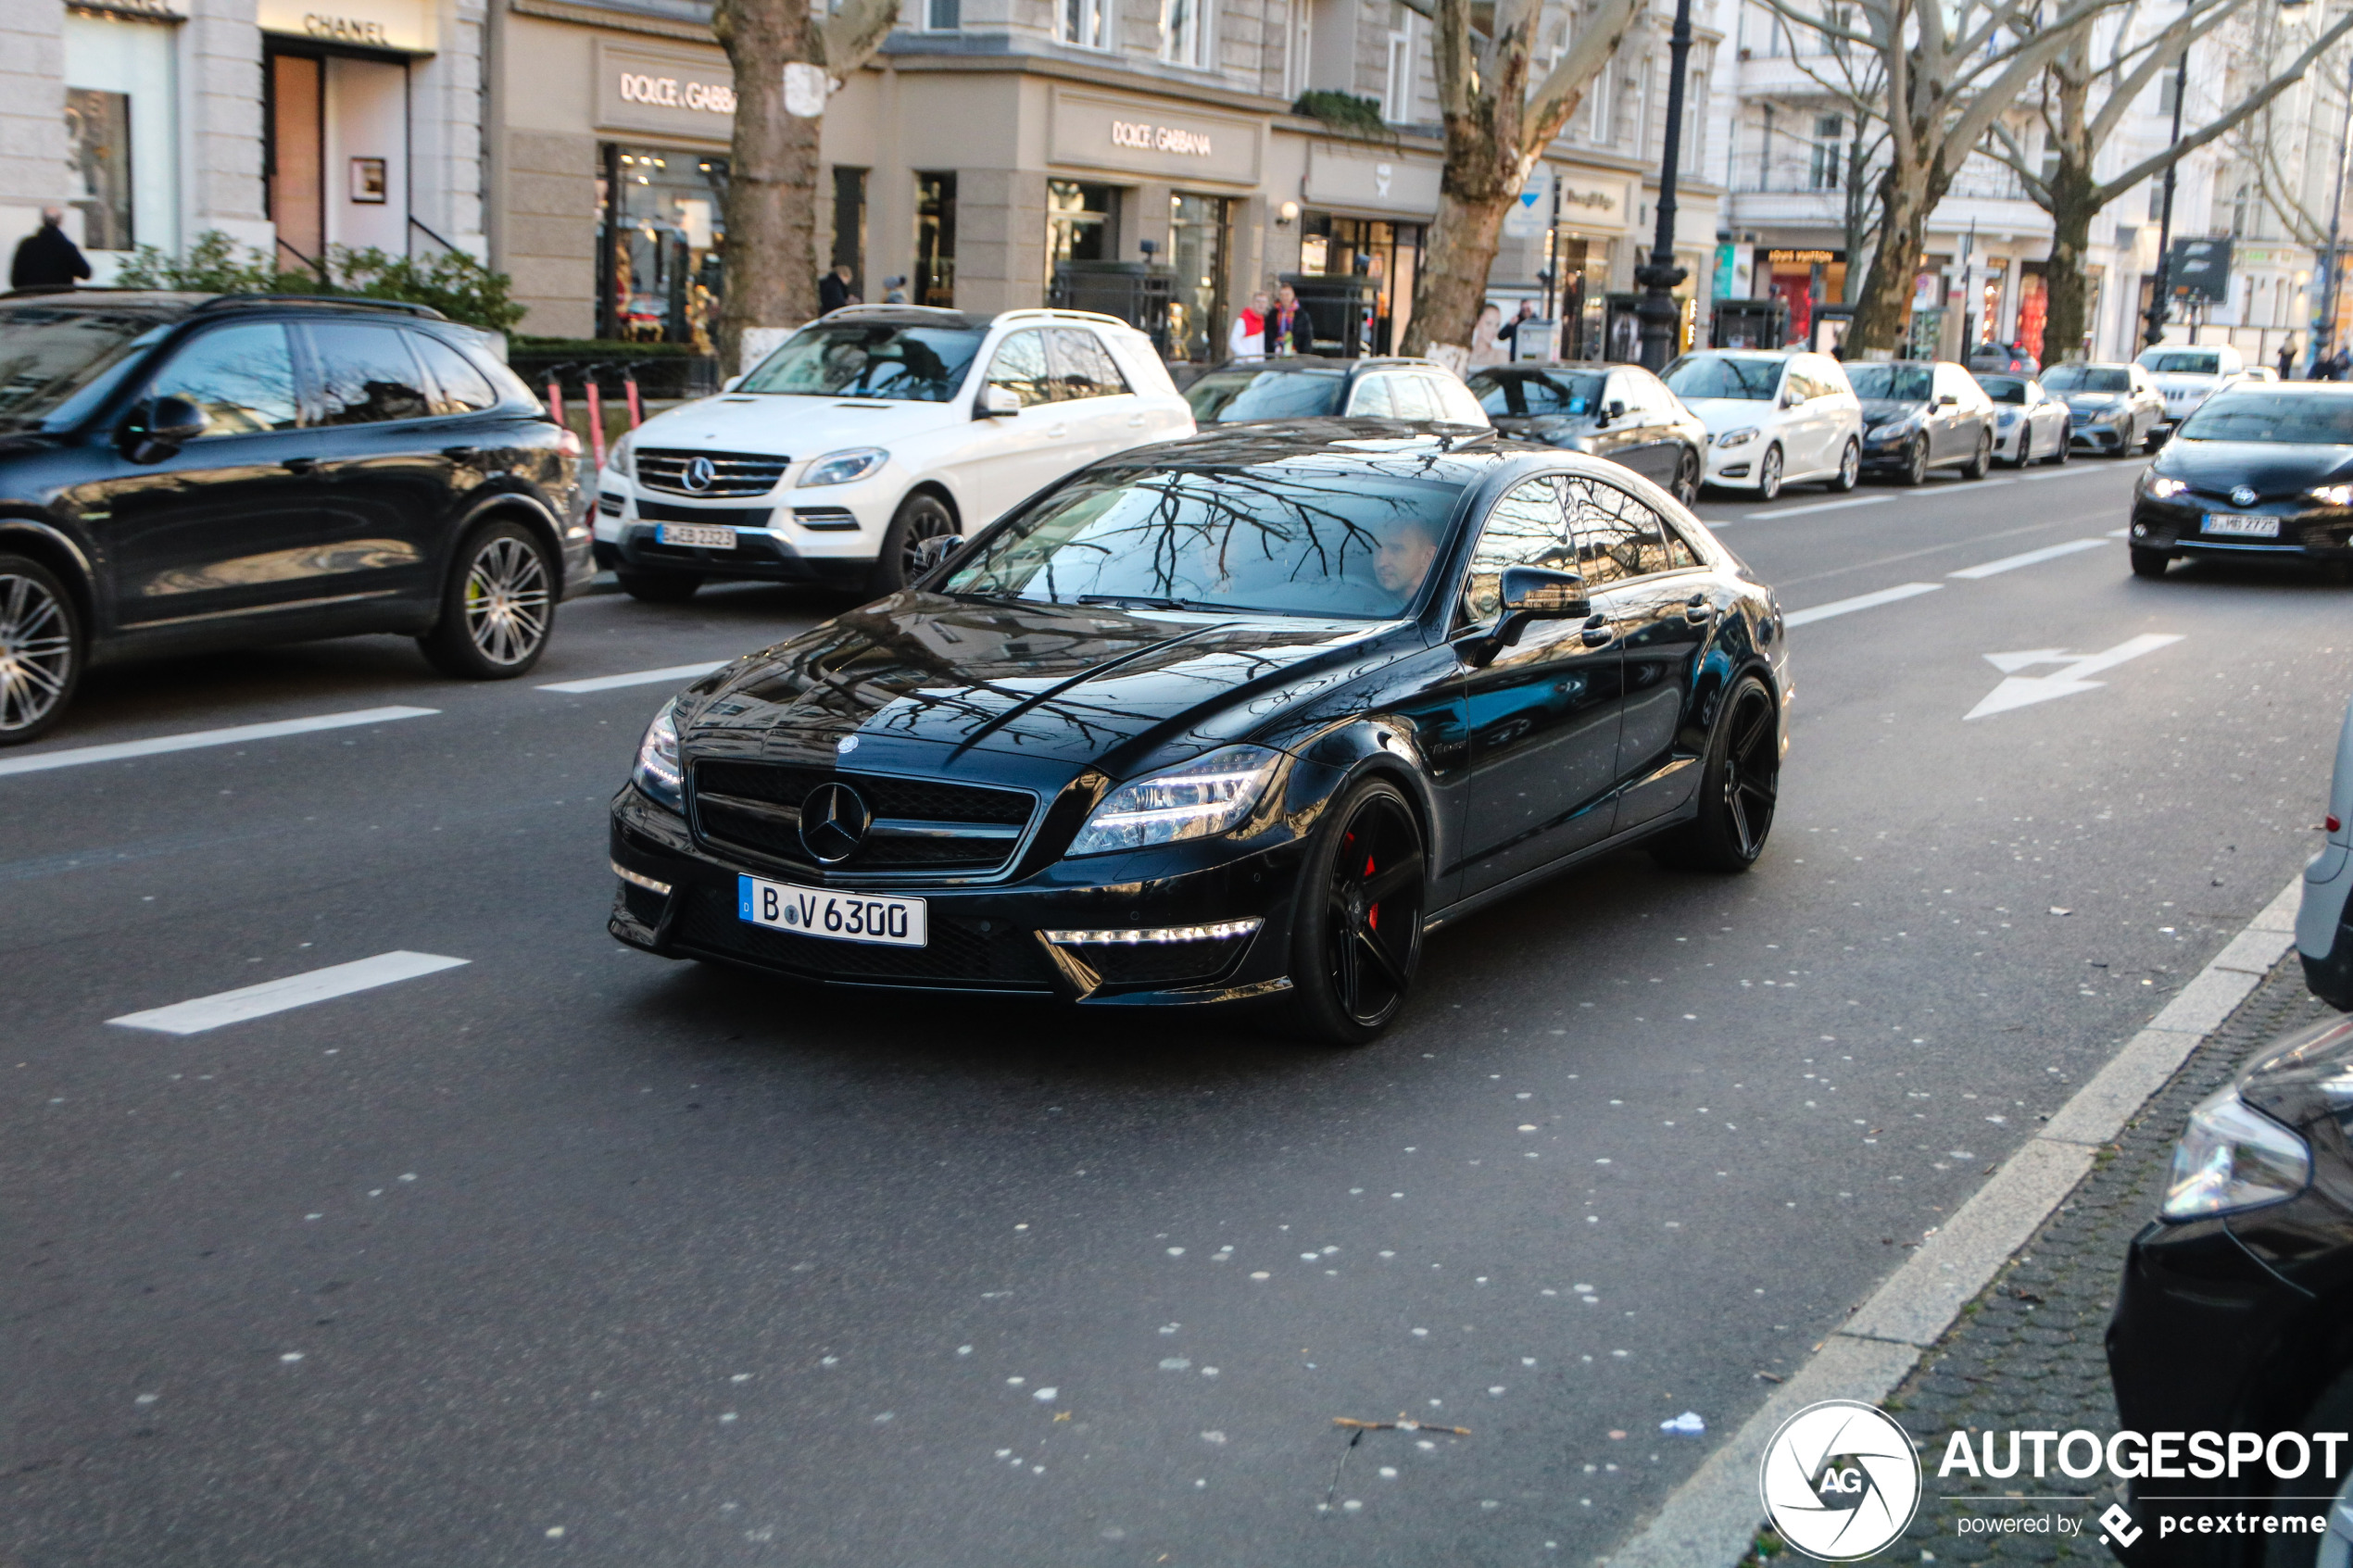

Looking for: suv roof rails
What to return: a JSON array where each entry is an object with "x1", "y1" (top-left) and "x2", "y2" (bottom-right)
[
  {"x1": 991, "y1": 307, "x2": 1128, "y2": 329},
  {"x1": 190, "y1": 294, "x2": 447, "y2": 320}
]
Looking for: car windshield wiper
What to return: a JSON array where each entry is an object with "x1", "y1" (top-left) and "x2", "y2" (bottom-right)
[{"x1": 1076, "y1": 593, "x2": 1192, "y2": 610}]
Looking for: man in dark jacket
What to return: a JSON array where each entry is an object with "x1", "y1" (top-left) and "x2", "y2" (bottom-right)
[
  {"x1": 817, "y1": 263, "x2": 855, "y2": 314},
  {"x1": 10, "y1": 207, "x2": 91, "y2": 290}
]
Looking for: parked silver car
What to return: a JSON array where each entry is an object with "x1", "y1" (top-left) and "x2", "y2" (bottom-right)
[
  {"x1": 2302, "y1": 689, "x2": 2353, "y2": 1010},
  {"x1": 1977, "y1": 374, "x2": 2072, "y2": 467}
]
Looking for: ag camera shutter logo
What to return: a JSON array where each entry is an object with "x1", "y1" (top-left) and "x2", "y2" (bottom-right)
[{"x1": 1759, "y1": 1400, "x2": 1923, "y2": 1561}]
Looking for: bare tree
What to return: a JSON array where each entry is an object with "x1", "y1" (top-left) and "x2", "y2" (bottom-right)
[
  {"x1": 711, "y1": 0, "x2": 901, "y2": 371},
  {"x1": 1982, "y1": 0, "x2": 2353, "y2": 359},
  {"x1": 1773, "y1": 27, "x2": 1895, "y2": 298},
  {"x1": 1399, "y1": 0, "x2": 1647, "y2": 358},
  {"x1": 1764, "y1": 0, "x2": 2126, "y2": 356}
]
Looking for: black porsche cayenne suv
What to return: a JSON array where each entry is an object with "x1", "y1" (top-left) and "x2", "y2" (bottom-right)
[
  {"x1": 608, "y1": 423, "x2": 1792, "y2": 1043},
  {"x1": 0, "y1": 289, "x2": 592, "y2": 745}
]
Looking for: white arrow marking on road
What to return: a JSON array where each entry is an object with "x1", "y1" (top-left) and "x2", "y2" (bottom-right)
[
  {"x1": 108, "y1": 951, "x2": 471, "y2": 1035},
  {"x1": 1965, "y1": 633, "x2": 2184, "y2": 720}
]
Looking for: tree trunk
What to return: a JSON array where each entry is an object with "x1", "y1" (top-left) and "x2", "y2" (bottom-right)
[
  {"x1": 2041, "y1": 157, "x2": 2096, "y2": 363},
  {"x1": 1846, "y1": 161, "x2": 1944, "y2": 357},
  {"x1": 712, "y1": 0, "x2": 823, "y2": 375},
  {"x1": 1401, "y1": 124, "x2": 1517, "y2": 358}
]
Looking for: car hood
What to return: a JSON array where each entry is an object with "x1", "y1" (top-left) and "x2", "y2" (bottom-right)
[
  {"x1": 633, "y1": 390, "x2": 963, "y2": 459},
  {"x1": 2153, "y1": 439, "x2": 2353, "y2": 495},
  {"x1": 1678, "y1": 396, "x2": 1778, "y2": 433},
  {"x1": 674, "y1": 592, "x2": 1415, "y2": 778},
  {"x1": 1490, "y1": 413, "x2": 1589, "y2": 442},
  {"x1": 1858, "y1": 398, "x2": 1927, "y2": 425}
]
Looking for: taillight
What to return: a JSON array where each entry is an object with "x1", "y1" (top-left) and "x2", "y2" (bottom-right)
[
  {"x1": 557, "y1": 429, "x2": 584, "y2": 458},
  {"x1": 2330, "y1": 815, "x2": 2344, "y2": 834}
]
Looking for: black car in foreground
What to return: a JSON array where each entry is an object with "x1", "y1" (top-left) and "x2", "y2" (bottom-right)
[
  {"x1": 0, "y1": 289, "x2": 591, "y2": 744},
  {"x1": 2128, "y1": 385, "x2": 2353, "y2": 579},
  {"x1": 2107, "y1": 1010, "x2": 2353, "y2": 1566},
  {"x1": 608, "y1": 424, "x2": 1791, "y2": 1042},
  {"x1": 1461, "y1": 362, "x2": 1707, "y2": 505}
]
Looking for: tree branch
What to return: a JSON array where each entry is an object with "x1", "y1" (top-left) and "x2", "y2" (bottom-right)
[{"x1": 1522, "y1": 0, "x2": 1644, "y2": 149}]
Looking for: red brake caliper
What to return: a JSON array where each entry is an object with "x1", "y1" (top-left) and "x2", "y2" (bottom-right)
[{"x1": 1365, "y1": 855, "x2": 1378, "y2": 930}]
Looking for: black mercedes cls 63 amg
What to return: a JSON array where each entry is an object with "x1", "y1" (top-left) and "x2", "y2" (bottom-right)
[{"x1": 606, "y1": 423, "x2": 1792, "y2": 1043}]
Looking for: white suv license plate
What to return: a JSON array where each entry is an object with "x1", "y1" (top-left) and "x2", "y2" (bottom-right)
[
  {"x1": 2203, "y1": 513, "x2": 2281, "y2": 538},
  {"x1": 659, "y1": 522, "x2": 738, "y2": 549},
  {"x1": 738, "y1": 874, "x2": 927, "y2": 947}
]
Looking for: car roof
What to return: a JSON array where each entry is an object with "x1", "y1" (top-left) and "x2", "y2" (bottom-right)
[
  {"x1": 1198, "y1": 356, "x2": 1445, "y2": 374},
  {"x1": 0, "y1": 288, "x2": 448, "y2": 321},
  {"x1": 1092, "y1": 419, "x2": 1506, "y2": 474}
]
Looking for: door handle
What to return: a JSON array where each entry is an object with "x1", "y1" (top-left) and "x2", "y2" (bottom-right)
[
  {"x1": 1048, "y1": 425, "x2": 1068, "y2": 440},
  {"x1": 281, "y1": 457, "x2": 318, "y2": 474},
  {"x1": 1683, "y1": 592, "x2": 1713, "y2": 625},
  {"x1": 1580, "y1": 615, "x2": 1614, "y2": 647},
  {"x1": 441, "y1": 445, "x2": 480, "y2": 461}
]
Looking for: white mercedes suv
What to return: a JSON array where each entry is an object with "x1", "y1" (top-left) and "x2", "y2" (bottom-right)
[{"x1": 593, "y1": 307, "x2": 1193, "y2": 600}]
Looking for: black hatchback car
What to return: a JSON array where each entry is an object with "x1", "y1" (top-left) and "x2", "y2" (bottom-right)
[
  {"x1": 608, "y1": 424, "x2": 1791, "y2": 1043},
  {"x1": 0, "y1": 290, "x2": 591, "y2": 744},
  {"x1": 2128, "y1": 384, "x2": 2353, "y2": 580}
]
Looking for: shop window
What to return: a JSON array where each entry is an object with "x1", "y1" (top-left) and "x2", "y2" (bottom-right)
[
  {"x1": 1048, "y1": 181, "x2": 1121, "y2": 270},
  {"x1": 832, "y1": 167, "x2": 867, "y2": 297},
  {"x1": 1161, "y1": 0, "x2": 1210, "y2": 69},
  {"x1": 1061, "y1": 0, "x2": 1109, "y2": 50},
  {"x1": 598, "y1": 144, "x2": 728, "y2": 348},
  {"x1": 1166, "y1": 194, "x2": 1227, "y2": 363},
  {"x1": 64, "y1": 12, "x2": 177, "y2": 259},
  {"x1": 1295, "y1": 213, "x2": 1425, "y2": 357},
  {"x1": 65, "y1": 89, "x2": 132, "y2": 252},
  {"x1": 925, "y1": 0, "x2": 960, "y2": 29},
  {"x1": 915, "y1": 172, "x2": 958, "y2": 309}
]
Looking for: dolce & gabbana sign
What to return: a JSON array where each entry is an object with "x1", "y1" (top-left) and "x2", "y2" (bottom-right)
[
  {"x1": 1051, "y1": 90, "x2": 1261, "y2": 182},
  {"x1": 595, "y1": 41, "x2": 737, "y2": 138}
]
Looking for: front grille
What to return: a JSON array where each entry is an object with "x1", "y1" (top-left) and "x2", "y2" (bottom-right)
[
  {"x1": 690, "y1": 759, "x2": 1036, "y2": 875},
  {"x1": 636, "y1": 499, "x2": 776, "y2": 528},
  {"x1": 635, "y1": 448, "x2": 790, "y2": 498},
  {"x1": 673, "y1": 887, "x2": 1051, "y2": 988}
]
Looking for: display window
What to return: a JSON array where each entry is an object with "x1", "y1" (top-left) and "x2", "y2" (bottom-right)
[{"x1": 597, "y1": 144, "x2": 728, "y2": 348}]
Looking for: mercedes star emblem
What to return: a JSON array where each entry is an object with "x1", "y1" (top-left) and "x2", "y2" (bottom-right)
[
  {"x1": 799, "y1": 781, "x2": 871, "y2": 864},
  {"x1": 2231, "y1": 485, "x2": 2259, "y2": 508},
  {"x1": 683, "y1": 455, "x2": 718, "y2": 493}
]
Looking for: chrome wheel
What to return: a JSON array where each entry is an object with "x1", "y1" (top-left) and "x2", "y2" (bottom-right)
[
  {"x1": 1672, "y1": 450, "x2": 1700, "y2": 508},
  {"x1": 1322, "y1": 790, "x2": 1425, "y2": 1031},
  {"x1": 1756, "y1": 445, "x2": 1782, "y2": 501},
  {"x1": 0, "y1": 569, "x2": 73, "y2": 736},
  {"x1": 463, "y1": 535, "x2": 551, "y2": 668},
  {"x1": 1718, "y1": 684, "x2": 1780, "y2": 860},
  {"x1": 1833, "y1": 438, "x2": 1860, "y2": 491}
]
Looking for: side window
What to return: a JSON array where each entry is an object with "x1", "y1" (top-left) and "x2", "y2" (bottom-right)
[
  {"x1": 1460, "y1": 477, "x2": 1573, "y2": 623},
  {"x1": 1430, "y1": 374, "x2": 1489, "y2": 425},
  {"x1": 1566, "y1": 476, "x2": 1681, "y2": 582},
  {"x1": 985, "y1": 330, "x2": 1056, "y2": 408},
  {"x1": 1349, "y1": 375, "x2": 1397, "y2": 418},
  {"x1": 308, "y1": 321, "x2": 434, "y2": 425},
  {"x1": 410, "y1": 332, "x2": 499, "y2": 414},
  {"x1": 1780, "y1": 368, "x2": 1814, "y2": 405},
  {"x1": 1049, "y1": 329, "x2": 1130, "y2": 401},
  {"x1": 147, "y1": 322, "x2": 300, "y2": 435}
]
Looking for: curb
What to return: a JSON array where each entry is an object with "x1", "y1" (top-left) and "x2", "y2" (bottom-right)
[{"x1": 1604, "y1": 874, "x2": 2308, "y2": 1568}]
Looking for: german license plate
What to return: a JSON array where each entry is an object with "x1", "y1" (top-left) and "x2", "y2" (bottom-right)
[
  {"x1": 738, "y1": 874, "x2": 926, "y2": 947},
  {"x1": 659, "y1": 522, "x2": 737, "y2": 549},
  {"x1": 2203, "y1": 513, "x2": 2280, "y2": 537}
]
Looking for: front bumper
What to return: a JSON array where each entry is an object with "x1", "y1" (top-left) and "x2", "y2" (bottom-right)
[
  {"x1": 1702, "y1": 441, "x2": 1765, "y2": 487},
  {"x1": 2302, "y1": 842, "x2": 2353, "y2": 1010},
  {"x1": 592, "y1": 473, "x2": 894, "y2": 587},
  {"x1": 607, "y1": 784, "x2": 1309, "y2": 1009},
  {"x1": 2071, "y1": 419, "x2": 2135, "y2": 452},
  {"x1": 2129, "y1": 496, "x2": 2353, "y2": 562},
  {"x1": 1858, "y1": 426, "x2": 1919, "y2": 471}
]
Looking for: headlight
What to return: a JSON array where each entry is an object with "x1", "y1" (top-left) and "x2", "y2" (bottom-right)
[
  {"x1": 800, "y1": 447, "x2": 888, "y2": 487},
  {"x1": 633, "y1": 698, "x2": 685, "y2": 811},
  {"x1": 2160, "y1": 1086, "x2": 2310, "y2": 1221},
  {"x1": 1868, "y1": 418, "x2": 1917, "y2": 439},
  {"x1": 1713, "y1": 427, "x2": 1757, "y2": 448},
  {"x1": 605, "y1": 430, "x2": 635, "y2": 475},
  {"x1": 2310, "y1": 483, "x2": 2353, "y2": 507},
  {"x1": 2147, "y1": 476, "x2": 2190, "y2": 499},
  {"x1": 1996, "y1": 411, "x2": 2019, "y2": 427},
  {"x1": 1066, "y1": 745, "x2": 1283, "y2": 857}
]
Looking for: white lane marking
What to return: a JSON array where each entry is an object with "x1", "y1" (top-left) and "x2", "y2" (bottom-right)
[
  {"x1": 108, "y1": 951, "x2": 470, "y2": 1035},
  {"x1": 1946, "y1": 537, "x2": 2109, "y2": 579},
  {"x1": 1965, "y1": 633, "x2": 2184, "y2": 720},
  {"x1": 0, "y1": 707, "x2": 438, "y2": 780},
  {"x1": 2016, "y1": 465, "x2": 2110, "y2": 481},
  {"x1": 1744, "y1": 495, "x2": 1890, "y2": 520},
  {"x1": 538, "y1": 661, "x2": 728, "y2": 695},
  {"x1": 2108, "y1": 527, "x2": 2133, "y2": 537},
  {"x1": 1782, "y1": 583, "x2": 1942, "y2": 627}
]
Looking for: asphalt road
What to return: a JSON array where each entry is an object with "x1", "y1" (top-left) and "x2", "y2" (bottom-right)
[{"x1": 6, "y1": 450, "x2": 2350, "y2": 1568}]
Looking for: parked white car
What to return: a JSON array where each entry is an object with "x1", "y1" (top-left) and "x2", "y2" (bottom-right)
[
  {"x1": 1976, "y1": 372, "x2": 2073, "y2": 467},
  {"x1": 1663, "y1": 349, "x2": 1864, "y2": 500},
  {"x1": 593, "y1": 307, "x2": 1194, "y2": 600},
  {"x1": 2134, "y1": 344, "x2": 2250, "y2": 438}
]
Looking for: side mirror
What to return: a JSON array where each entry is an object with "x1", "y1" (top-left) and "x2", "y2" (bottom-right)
[
  {"x1": 120, "y1": 395, "x2": 208, "y2": 462},
  {"x1": 912, "y1": 533, "x2": 965, "y2": 575},
  {"x1": 1606, "y1": 399, "x2": 1627, "y2": 420},
  {"x1": 722, "y1": 375, "x2": 744, "y2": 393},
  {"x1": 979, "y1": 384, "x2": 1022, "y2": 418},
  {"x1": 1780, "y1": 390, "x2": 1802, "y2": 409},
  {"x1": 1937, "y1": 392, "x2": 1959, "y2": 408},
  {"x1": 1458, "y1": 565, "x2": 1590, "y2": 666}
]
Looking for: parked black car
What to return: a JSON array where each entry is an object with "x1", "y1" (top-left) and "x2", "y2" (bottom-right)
[
  {"x1": 2127, "y1": 384, "x2": 2353, "y2": 579},
  {"x1": 2106, "y1": 1010, "x2": 2353, "y2": 1565},
  {"x1": 0, "y1": 289, "x2": 591, "y2": 745},
  {"x1": 1181, "y1": 358, "x2": 1492, "y2": 429},
  {"x1": 1848, "y1": 360, "x2": 1998, "y2": 483},
  {"x1": 2045, "y1": 361, "x2": 2167, "y2": 455},
  {"x1": 608, "y1": 424, "x2": 1790, "y2": 1044},
  {"x1": 1462, "y1": 362, "x2": 1707, "y2": 505}
]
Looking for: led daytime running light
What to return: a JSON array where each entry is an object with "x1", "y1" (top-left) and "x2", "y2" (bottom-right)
[
  {"x1": 1042, "y1": 919, "x2": 1263, "y2": 946},
  {"x1": 612, "y1": 860, "x2": 672, "y2": 895}
]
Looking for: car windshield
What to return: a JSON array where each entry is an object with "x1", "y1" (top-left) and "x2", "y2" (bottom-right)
[
  {"x1": 1978, "y1": 377, "x2": 2028, "y2": 404},
  {"x1": 736, "y1": 321, "x2": 985, "y2": 402},
  {"x1": 1464, "y1": 369, "x2": 1607, "y2": 418},
  {"x1": 0, "y1": 306, "x2": 170, "y2": 430},
  {"x1": 1844, "y1": 364, "x2": 1933, "y2": 402},
  {"x1": 2044, "y1": 366, "x2": 2130, "y2": 394},
  {"x1": 1185, "y1": 369, "x2": 1347, "y2": 422},
  {"x1": 2175, "y1": 392, "x2": 2353, "y2": 445},
  {"x1": 1661, "y1": 355, "x2": 1780, "y2": 400},
  {"x1": 2143, "y1": 351, "x2": 2221, "y2": 375},
  {"x1": 945, "y1": 462, "x2": 1466, "y2": 619}
]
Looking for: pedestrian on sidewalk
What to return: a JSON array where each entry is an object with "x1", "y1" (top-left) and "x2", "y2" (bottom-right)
[
  {"x1": 818, "y1": 263, "x2": 854, "y2": 314},
  {"x1": 1227, "y1": 291, "x2": 1268, "y2": 361},
  {"x1": 2278, "y1": 338, "x2": 2296, "y2": 381},
  {"x1": 9, "y1": 207, "x2": 91, "y2": 290}
]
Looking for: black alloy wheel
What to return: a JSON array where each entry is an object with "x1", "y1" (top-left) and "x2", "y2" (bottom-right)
[
  {"x1": 1671, "y1": 449, "x2": 1701, "y2": 508},
  {"x1": 1755, "y1": 444, "x2": 1783, "y2": 501},
  {"x1": 0, "y1": 554, "x2": 80, "y2": 747},
  {"x1": 419, "y1": 519, "x2": 556, "y2": 679},
  {"x1": 1291, "y1": 777, "x2": 1427, "y2": 1046},
  {"x1": 2129, "y1": 546, "x2": 2171, "y2": 579},
  {"x1": 616, "y1": 568, "x2": 703, "y2": 603},
  {"x1": 2047, "y1": 421, "x2": 2071, "y2": 464},
  {"x1": 1962, "y1": 428, "x2": 1994, "y2": 480},
  {"x1": 1653, "y1": 674, "x2": 1780, "y2": 872},
  {"x1": 868, "y1": 491, "x2": 956, "y2": 597},
  {"x1": 1830, "y1": 438, "x2": 1861, "y2": 493},
  {"x1": 1900, "y1": 436, "x2": 1930, "y2": 486}
]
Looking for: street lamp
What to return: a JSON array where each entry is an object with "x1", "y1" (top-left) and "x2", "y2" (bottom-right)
[
  {"x1": 1635, "y1": 0, "x2": 1697, "y2": 370},
  {"x1": 2311, "y1": 44, "x2": 2353, "y2": 375},
  {"x1": 2141, "y1": 28, "x2": 2192, "y2": 348}
]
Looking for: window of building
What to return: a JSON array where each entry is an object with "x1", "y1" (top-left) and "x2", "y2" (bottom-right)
[
  {"x1": 1636, "y1": 56, "x2": 1654, "y2": 153},
  {"x1": 1284, "y1": 0, "x2": 1312, "y2": 99},
  {"x1": 1161, "y1": 0, "x2": 1210, "y2": 69},
  {"x1": 63, "y1": 12, "x2": 177, "y2": 260},
  {"x1": 1048, "y1": 181, "x2": 1121, "y2": 271},
  {"x1": 1383, "y1": 5, "x2": 1416, "y2": 121},
  {"x1": 2158, "y1": 70, "x2": 2180, "y2": 118},
  {"x1": 832, "y1": 166, "x2": 867, "y2": 297},
  {"x1": 1588, "y1": 57, "x2": 1616, "y2": 145},
  {"x1": 925, "y1": 0, "x2": 960, "y2": 29},
  {"x1": 1062, "y1": 0, "x2": 1109, "y2": 49},
  {"x1": 1685, "y1": 69, "x2": 1705, "y2": 170},
  {"x1": 596, "y1": 145, "x2": 728, "y2": 348},
  {"x1": 1167, "y1": 193, "x2": 1228, "y2": 363},
  {"x1": 915, "y1": 172, "x2": 958, "y2": 309},
  {"x1": 1809, "y1": 115, "x2": 1843, "y2": 191}
]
